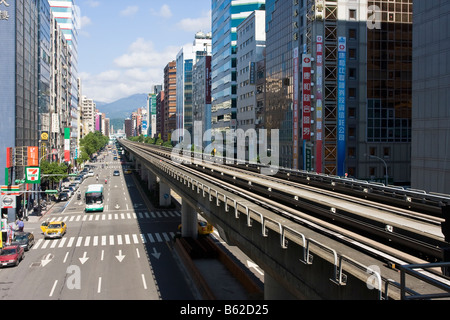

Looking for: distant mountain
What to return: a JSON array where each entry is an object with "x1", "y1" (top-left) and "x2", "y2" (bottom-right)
[{"x1": 95, "y1": 93, "x2": 148, "y2": 120}]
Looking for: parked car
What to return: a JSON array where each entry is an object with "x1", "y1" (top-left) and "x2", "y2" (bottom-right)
[
  {"x1": 58, "y1": 192, "x2": 69, "y2": 202},
  {"x1": 86, "y1": 171, "x2": 94, "y2": 177},
  {"x1": 0, "y1": 245, "x2": 25, "y2": 267},
  {"x1": 41, "y1": 221, "x2": 67, "y2": 239},
  {"x1": 12, "y1": 232, "x2": 35, "y2": 251},
  {"x1": 69, "y1": 183, "x2": 78, "y2": 191},
  {"x1": 62, "y1": 188, "x2": 72, "y2": 198}
]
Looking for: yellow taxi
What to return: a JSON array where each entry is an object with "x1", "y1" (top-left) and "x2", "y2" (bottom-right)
[
  {"x1": 124, "y1": 169, "x2": 132, "y2": 175},
  {"x1": 178, "y1": 221, "x2": 213, "y2": 236},
  {"x1": 41, "y1": 221, "x2": 67, "y2": 239}
]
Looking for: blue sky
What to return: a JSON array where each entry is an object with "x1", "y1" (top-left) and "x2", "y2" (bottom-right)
[{"x1": 77, "y1": 0, "x2": 212, "y2": 103}]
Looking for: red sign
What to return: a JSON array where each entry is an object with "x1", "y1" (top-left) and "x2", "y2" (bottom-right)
[
  {"x1": 27, "y1": 147, "x2": 39, "y2": 167},
  {"x1": 6, "y1": 147, "x2": 12, "y2": 168}
]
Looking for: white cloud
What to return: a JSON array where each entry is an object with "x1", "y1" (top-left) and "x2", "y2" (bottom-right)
[
  {"x1": 151, "y1": 4, "x2": 173, "y2": 18},
  {"x1": 85, "y1": 0, "x2": 100, "y2": 8},
  {"x1": 176, "y1": 10, "x2": 211, "y2": 33},
  {"x1": 80, "y1": 38, "x2": 182, "y2": 103},
  {"x1": 80, "y1": 16, "x2": 92, "y2": 28},
  {"x1": 114, "y1": 38, "x2": 180, "y2": 69},
  {"x1": 120, "y1": 6, "x2": 139, "y2": 17}
]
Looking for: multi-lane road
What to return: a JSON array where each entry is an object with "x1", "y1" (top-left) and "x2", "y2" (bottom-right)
[{"x1": 0, "y1": 151, "x2": 195, "y2": 300}]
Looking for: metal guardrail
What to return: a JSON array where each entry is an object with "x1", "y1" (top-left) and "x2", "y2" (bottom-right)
[
  {"x1": 397, "y1": 262, "x2": 450, "y2": 300},
  {"x1": 121, "y1": 140, "x2": 450, "y2": 300}
]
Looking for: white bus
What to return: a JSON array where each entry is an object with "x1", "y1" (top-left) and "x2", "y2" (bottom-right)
[{"x1": 85, "y1": 184, "x2": 104, "y2": 212}]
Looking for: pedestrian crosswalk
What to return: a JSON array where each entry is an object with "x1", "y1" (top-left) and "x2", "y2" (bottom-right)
[
  {"x1": 44, "y1": 210, "x2": 181, "y2": 223},
  {"x1": 32, "y1": 231, "x2": 177, "y2": 250}
]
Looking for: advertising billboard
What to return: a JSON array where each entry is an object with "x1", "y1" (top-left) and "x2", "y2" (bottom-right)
[{"x1": 337, "y1": 37, "x2": 347, "y2": 176}]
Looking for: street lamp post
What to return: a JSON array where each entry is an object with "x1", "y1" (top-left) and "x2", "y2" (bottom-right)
[{"x1": 369, "y1": 155, "x2": 388, "y2": 186}]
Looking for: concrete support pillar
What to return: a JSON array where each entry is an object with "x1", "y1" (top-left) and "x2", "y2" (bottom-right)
[
  {"x1": 147, "y1": 170, "x2": 157, "y2": 192},
  {"x1": 181, "y1": 202, "x2": 198, "y2": 239},
  {"x1": 264, "y1": 273, "x2": 297, "y2": 300},
  {"x1": 141, "y1": 166, "x2": 148, "y2": 184},
  {"x1": 159, "y1": 181, "x2": 171, "y2": 207}
]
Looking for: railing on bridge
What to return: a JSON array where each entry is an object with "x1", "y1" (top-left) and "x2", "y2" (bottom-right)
[{"x1": 122, "y1": 140, "x2": 450, "y2": 300}]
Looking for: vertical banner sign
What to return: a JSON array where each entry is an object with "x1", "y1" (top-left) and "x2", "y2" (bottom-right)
[
  {"x1": 292, "y1": 47, "x2": 299, "y2": 170},
  {"x1": 337, "y1": 37, "x2": 347, "y2": 176},
  {"x1": 315, "y1": 36, "x2": 324, "y2": 173},
  {"x1": 302, "y1": 54, "x2": 312, "y2": 141},
  {"x1": 64, "y1": 128, "x2": 71, "y2": 162},
  {"x1": 27, "y1": 147, "x2": 39, "y2": 167}
]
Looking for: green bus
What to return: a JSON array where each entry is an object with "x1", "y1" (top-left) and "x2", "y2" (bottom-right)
[{"x1": 85, "y1": 184, "x2": 104, "y2": 212}]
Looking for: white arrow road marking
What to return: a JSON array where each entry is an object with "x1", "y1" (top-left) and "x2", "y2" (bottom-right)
[
  {"x1": 116, "y1": 250, "x2": 125, "y2": 262},
  {"x1": 79, "y1": 252, "x2": 89, "y2": 265},
  {"x1": 151, "y1": 248, "x2": 161, "y2": 259},
  {"x1": 247, "y1": 260, "x2": 264, "y2": 276},
  {"x1": 41, "y1": 253, "x2": 53, "y2": 267}
]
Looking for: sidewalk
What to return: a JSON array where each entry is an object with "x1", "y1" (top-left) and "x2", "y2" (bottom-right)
[{"x1": 26, "y1": 202, "x2": 56, "y2": 224}]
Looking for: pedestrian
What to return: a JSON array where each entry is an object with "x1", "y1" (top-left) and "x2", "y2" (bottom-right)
[{"x1": 17, "y1": 219, "x2": 24, "y2": 232}]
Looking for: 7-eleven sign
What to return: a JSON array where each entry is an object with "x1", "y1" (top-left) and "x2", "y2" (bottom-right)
[{"x1": 25, "y1": 167, "x2": 41, "y2": 184}]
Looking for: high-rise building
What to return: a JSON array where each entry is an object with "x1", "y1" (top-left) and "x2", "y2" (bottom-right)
[
  {"x1": 236, "y1": 10, "x2": 266, "y2": 159},
  {"x1": 164, "y1": 61, "x2": 177, "y2": 142},
  {"x1": 156, "y1": 91, "x2": 165, "y2": 140},
  {"x1": 264, "y1": 0, "x2": 412, "y2": 184},
  {"x1": 50, "y1": 14, "x2": 71, "y2": 162},
  {"x1": 80, "y1": 96, "x2": 96, "y2": 137},
  {"x1": 211, "y1": 0, "x2": 265, "y2": 135},
  {"x1": 38, "y1": 0, "x2": 52, "y2": 158},
  {"x1": 265, "y1": 0, "x2": 294, "y2": 169},
  {"x1": 193, "y1": 55, "x2": 212, "y2": 149},
  {"x1": 176, "y1": 33, "x2": 212, "y2": 139},
  {"x1": 0, "y1": 0, "x2": 40, "y2": 184},
  {"x1": 49, "y1": 0, "x2": 79, "y2": 162},
  {"x1": 411, "y1": 1, "x2": 450, "y2": 194}
]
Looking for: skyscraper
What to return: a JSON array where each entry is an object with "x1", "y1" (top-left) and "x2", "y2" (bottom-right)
[
  {"x1": 412, "y1": 1, "x2": 450, "y2": 194},
  {"x1": 49, "y1": 0, "x2": 79, "y2": 161},
  {"x1": 211, "y1": 0, "x2": 265, "y2": 134},
  {"x1": 265, "y1": 0, "x2": 413, "y2": 184},
  {"x1": 176, "y1": 33, "x2": 212, "y2": 138},
  {"x1": 0, "y1": 0, "x2": 40, "y2": 184},
  {"x1": 164, "y1": 61, "x2": 177, "y2": 142}
]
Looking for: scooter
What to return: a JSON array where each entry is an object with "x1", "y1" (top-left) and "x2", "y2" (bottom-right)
[{"x1": 104, "y1": 179, "x2": 108, "y2": 185}]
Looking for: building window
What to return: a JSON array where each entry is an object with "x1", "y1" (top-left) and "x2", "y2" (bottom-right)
[
  {"x1": 349, "y1": 87, "x2": 356, "y2": 99},
  {"x1": 349, "y1": 9, "x2": 357, "y2": 20},
  {"x1": 349, "y1": 28, "x2": 357, "y2": 40}
]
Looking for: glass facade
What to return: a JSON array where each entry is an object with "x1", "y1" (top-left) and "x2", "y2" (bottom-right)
[
  {"x1": 38, "y1": 0, "x2": 51, "y2": 132},
  {"x1": 0, "y1": 0, "x2": 40, "y2": 183},
  {"x1": 264, "y1": 0, "x2": 293, "y2": 168},
  {"x1": 366, "y1": 0, "x2": 412, "y2": 143},
  {"x1": 211, "y1": 0, "x2": 265, "y2": 133}
]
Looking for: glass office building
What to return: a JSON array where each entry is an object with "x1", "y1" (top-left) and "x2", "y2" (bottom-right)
[
  {"x1": 265, "y1": 0, "x2": 293, "y2": 169},
  {"x1": 211, "y1": 0, "x2": 265, "y2": 134},
  {"x1": 0, "y1": 0, "x2": 40, "y2": 184}
]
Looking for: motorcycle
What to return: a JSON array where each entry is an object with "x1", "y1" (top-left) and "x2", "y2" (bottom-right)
[{"x1": 104, "y1": 179, "x2": 107, "y2": 184}]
